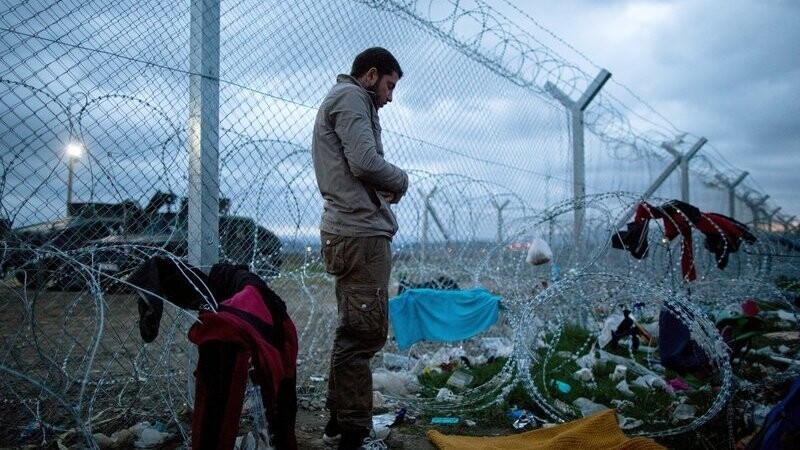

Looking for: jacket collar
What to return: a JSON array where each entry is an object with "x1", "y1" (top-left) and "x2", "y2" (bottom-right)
[{"x1": 337, "y1": 73, "x2": 377, "y2": 107}]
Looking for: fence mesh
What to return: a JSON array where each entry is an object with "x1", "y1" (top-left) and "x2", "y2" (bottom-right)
[{"x1": 1, "y1": 0, "x2": 798, "y2": 447}]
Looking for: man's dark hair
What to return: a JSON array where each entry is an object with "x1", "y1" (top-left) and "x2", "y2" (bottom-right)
[{"x1": 350, "y1": 47, "x2": 403, "y2": 79}]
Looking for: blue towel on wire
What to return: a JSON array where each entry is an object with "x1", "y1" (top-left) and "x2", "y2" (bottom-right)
[{"x1": 388, "y1": 287, "x2": 501, "y2": 350}]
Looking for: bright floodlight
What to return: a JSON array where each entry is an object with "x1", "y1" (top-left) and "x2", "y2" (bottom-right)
[{"x1": 65, "y1": 142, "x2": 83, "y2": 158}]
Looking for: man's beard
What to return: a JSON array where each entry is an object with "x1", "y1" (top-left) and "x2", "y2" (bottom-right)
[
  {"x1": 364, "y1": 78, "x2": 380, "y2": 107},
  {"x1": 364, "y1": 80, "x2": 378, "y2": 92}
]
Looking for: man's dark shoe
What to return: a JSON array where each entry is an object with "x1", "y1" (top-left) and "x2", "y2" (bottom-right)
[
  {"x1": 337, "y1": 428, "x2": 370, "y2": 450},
  {"x1": 322, "y1": 413, "x2": 341, "y2": 444},
  {"x1": 337, "y1": 427, "x2": 389, "y2": 450}
]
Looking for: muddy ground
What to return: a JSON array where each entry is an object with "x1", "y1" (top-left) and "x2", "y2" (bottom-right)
[{"x1": 294, "y1": 407, "x2": 440, "y2": 450}]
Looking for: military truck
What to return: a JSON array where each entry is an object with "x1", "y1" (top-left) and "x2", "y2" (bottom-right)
[{"x1": 5, "y1": 192, "x2": 281, "y2": 290}]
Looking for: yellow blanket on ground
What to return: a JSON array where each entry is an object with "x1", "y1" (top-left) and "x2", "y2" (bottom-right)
[{"x1": 427, "y1": 409, "x2": 666, "y2": 450}]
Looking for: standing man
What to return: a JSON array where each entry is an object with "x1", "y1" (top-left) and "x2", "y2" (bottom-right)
[{"x1": 312, "y1": 47, "x2": 409, "y2": 450}]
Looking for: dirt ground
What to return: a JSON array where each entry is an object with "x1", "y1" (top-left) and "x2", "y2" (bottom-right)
[
  {"x1": 0, "y1": 282, "x2": 455, "y2": 449},
  {"x1": 5, "y1": 278, "x2": 795, "y2": 449},
  {"x1": 294, "y1": 407, "x2": 440, "y2": 450}
]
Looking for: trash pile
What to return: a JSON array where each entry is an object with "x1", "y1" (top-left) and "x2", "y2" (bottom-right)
[{"x1": 358, "y1": 271, "x2": 798, "y2": 447}]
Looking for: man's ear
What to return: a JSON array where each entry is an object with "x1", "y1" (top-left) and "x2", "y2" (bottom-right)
[{"x1": 365, "y1": 67, "x2": 378, "y2": 85}]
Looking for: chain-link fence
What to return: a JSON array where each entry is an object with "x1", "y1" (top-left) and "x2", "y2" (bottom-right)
[{"x1": 2, "y1": 0, "x2": 798, "y2": 447}]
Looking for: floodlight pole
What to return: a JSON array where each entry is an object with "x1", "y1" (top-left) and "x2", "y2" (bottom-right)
[
  {"x1": 188, "y1": 0, "x2": 220, "y2": 270},
  {"x1": 544, "y1": 69, "x2": 611, "y2": 250},
  {"x1": 64, "y1": 143, "x2": 84, "y2": 217},
  {"x1": 66, "y1": 157, "x2": 76, "y2": 216}
]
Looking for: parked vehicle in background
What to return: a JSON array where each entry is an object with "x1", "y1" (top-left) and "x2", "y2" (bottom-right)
[
  {"x1": 87, "y1": 214, "x2": 282, "y2": 290},
  {"x1": 8, "y1": 216, "x2": 128, "y2": 288},
  {"x1": 5, "y1": 192, "x2": 282, "y2": 290},
  {"x1": 1, "y1": 217, "x2": 16, "y2": 274}
]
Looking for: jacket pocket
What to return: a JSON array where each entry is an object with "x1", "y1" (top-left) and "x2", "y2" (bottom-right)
[
  {"x1": 342, "y1": 285, "x2": 387, "y2": 335},
  {"x1": 321, "y1": 234, "x2": 346, "y2": 276}
]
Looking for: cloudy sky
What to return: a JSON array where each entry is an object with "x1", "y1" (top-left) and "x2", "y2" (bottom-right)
[
  {"x1": 2, "y1": 0, "x2": 797, "y2": 235},
  {"x1": 505, "y1": 0, "x2": 800, "y2": 223}
]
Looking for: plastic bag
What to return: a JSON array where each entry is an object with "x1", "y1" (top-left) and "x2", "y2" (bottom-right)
[{"x1": 525, "y1": 238, "x2": 552, "y2": 266}]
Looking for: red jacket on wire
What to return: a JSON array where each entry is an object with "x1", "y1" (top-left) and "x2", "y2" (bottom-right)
[{"x1": 614, "y1": 200, "x2": 756, "y2": 281}]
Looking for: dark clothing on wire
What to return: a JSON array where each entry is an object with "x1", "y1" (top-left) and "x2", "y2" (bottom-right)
[{"x1": 129, "y1": 257, "x2": 298, "y2": 450}]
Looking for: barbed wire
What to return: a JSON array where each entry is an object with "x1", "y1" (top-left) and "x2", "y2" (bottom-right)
[{"x1": 1, "y1": 0, "x2": 798, "y2": 447}]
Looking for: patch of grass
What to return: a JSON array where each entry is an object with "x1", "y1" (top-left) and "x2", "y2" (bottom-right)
[
  {"x1": 555, "y1": 324, "x2": 592, "y2": 350},
  {"x1": 469, "y1": 356, "x2": 508, "y2": 386},
  {"x1": 417, "y1": 368, "x2": 453, "y2": 392},
  {"x1": 417, "y1": 357, "x2": 509, "y2": 394},
  {"x1": 525, "y1": 324, "x2": 722, "y2": 433},
  {"x1": 413, "y1": 357, "x2": 544, "y2": 431},
  {"x1": 416, "y1": 382, "x2": 537, "y2": 433},
  {"x1": 409, "y1": 309, "x2": 796, "y2": 445}
]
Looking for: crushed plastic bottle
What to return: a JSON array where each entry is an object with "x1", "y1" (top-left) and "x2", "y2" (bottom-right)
[
  {"x1": 446, "y1": 370, "x2": 474, "y2": 389},
  {"x1": 435, "y1": 387, "x2": 460, "y2": 402}
]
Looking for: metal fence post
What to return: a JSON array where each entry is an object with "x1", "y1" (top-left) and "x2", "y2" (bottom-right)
[
  {"x1": 492, "y1": 199, "x2": 510, "y2": 245},
  {"x1": 767, "y1": 207, "x2": 781, "y2": 232},
  {"x1": 662, "y1": 137, "x2": 707, "y2": 204},
  {"x1": 188, "y1": 0, "x2": 220, "y2": 270},
  {"x1": 615, "y1": 136, "x2": 706, "y2": 229},
  {"x1": 545, "y1": 69, "x2": 611, "y2": 249},
  {"x1": 719, "y1": 171, "x2": 748, "y2": 219},
  {"x1": 779, "y1": 215, "x2": 796, "y2": 234},
  {"x1": 743, "y1": 192, "x2": 769, "y2": 230}
]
